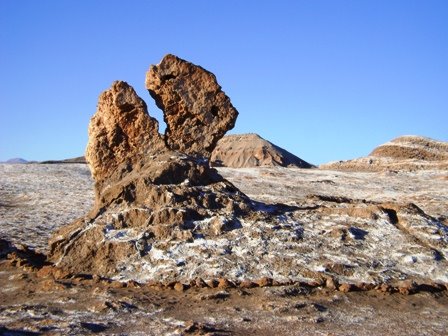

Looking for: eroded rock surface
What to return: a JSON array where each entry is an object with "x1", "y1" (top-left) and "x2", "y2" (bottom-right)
[
  {"x1": 85, "y1": 80, "x2": 165, "y2": 195},
  {"x1": 48, "y1": 55, "x2": 253, "y2": 278},
  {"x1": 146, "y1": 54, "x2": 238, "y2": 158}
]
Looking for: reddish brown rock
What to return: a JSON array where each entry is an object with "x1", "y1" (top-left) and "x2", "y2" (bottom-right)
[
  {"x1": 146, "y1": 54, "x2": 238, "y2": 158},
  {"x1": 325, "y1": 277, "x2": 339, "y2": 290},
  {"x1": 217, "y1": 278, "x2": 234, "y2": 289},
  {"x1": 255, "y1": 277, "x2": 273, "y2": 287},
  {"x1": 85, "y1": 80, "x2": 165, "y2": 195},
  {"x1": 240, "y1": 280, "x2": 257, "y2": 289},
  {"x1": 174, "y1": 282, "x2": 186, "y2": 292},
  {"x1": 338, "y1": 283, "x2": 353, "y2": 293},
  {"x1": 398, "y1": 280, "x2": 417, "y2": 295}
]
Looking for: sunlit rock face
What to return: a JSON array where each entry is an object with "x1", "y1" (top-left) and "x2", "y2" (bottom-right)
[{"x1": 146, "y1": 54, "x2": 238, "y2": 159}]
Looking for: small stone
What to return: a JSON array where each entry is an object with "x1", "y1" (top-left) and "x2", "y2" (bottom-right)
[
  {"x1": 36, "y1": 265, "x2": 54, "y2": 279},
  {"x1": 398, "y1": 280, "x2": 417, "y2": 295},
  {"x1": 377, "y1": 283, "x2": 392, "y2": 293},
  {"x1": 217, "y1": 278, "x2": 234, "y2": 289},
  {"x1": 310, "y1": 316, "x2": 325, "y2": 324},
  {"x1": 193, "y1": 277, "x2": 208, "y2": 288},
  {"x1": 256, "y1": 277, "x2": 273, "y2": 287},
  {"x1": 325, "y1": 277, "x2": 338, "y2": 290},
  {"x1": 240, "y1": 280, "x2": 257, "y2": 289},
  {"x1": 338, "y1": 283, "x2": 353, "y2": 293},
  {"x1": 174, "y1": 282, "x2": 186, "y2": 292}
]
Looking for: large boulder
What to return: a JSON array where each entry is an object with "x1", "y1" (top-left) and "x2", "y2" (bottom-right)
[{"x1": 146, "y1": 54, "x2": 238, "y2": 158}]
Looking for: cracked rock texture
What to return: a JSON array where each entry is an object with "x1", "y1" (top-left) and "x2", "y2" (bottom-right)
[
  {"x1": 146, "y1": 54, "x2": 238, "y2": 158},
  {"x1": 85, "y1": 80, "x2": 165, "y2": 196}
]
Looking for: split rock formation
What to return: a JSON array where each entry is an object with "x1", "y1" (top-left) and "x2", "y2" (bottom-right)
[
  {"x1": 45, "y1": 56, "x2": 448, "y2": 288},
  {"x1": 48, "y1": 55, "x2": 252, "y2": 276}
]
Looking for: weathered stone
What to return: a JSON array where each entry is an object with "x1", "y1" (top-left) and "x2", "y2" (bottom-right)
[
  {"x1": 398, "y1": 280, "x2": 417, "y2": 295},
  {"x1": 338, "y1": 283, "x2": 353, "y2": 293},
  {"x1": 240, "y1": 280, "x2": 257, "y2": 289},
  {"x1": 85, "y1": 80, "x2": 165, "y2": 195},
  {"x1": 325, "y1": 277, "x2": 338, "y2": 290},
  {"x1": 174, "y1": 282, "x2": 186, "y2": 292},
  {"x1": 146, "y1": 54, "x2": 238, "y2": 158},
  {"x1": 255, "y1": 277, "x2": 273, "y2": 287},
  {"x1": 217, "y1": 278, "x2": 234, "y2": 289}
]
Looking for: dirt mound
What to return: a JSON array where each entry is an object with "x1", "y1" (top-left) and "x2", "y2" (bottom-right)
[
  {"x1": 370, "y1": 135, "x2": 448, "y2": 161},
  {"x1": 321, "y1": 135, "x2": 448, "y2": 171},
  {"x1": 210, "y1": 133, "x2": 313, "y2": 168}
]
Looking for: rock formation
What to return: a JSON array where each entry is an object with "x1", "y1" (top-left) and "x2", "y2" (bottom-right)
[
  {"x1": 85, "y1": 81, "x2": 165, "y2": 196},
  {"x1": 48, "y1": 55, "x2": 253, "y2": 277},
  {"x1": 44, "y1": 56, "x2": 448, "y2": 288},
  {"x1": 146, "y1": 54, "x2": 238, "y2": 158},
  {"x1": 210, "y1": 133, "x2": 314, "y2": 168},
  {"x1": 320, "y1": 135, "x2": 448, "y2": 171}
]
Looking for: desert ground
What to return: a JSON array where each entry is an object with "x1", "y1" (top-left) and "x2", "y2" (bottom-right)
[{"x1": 1, "y1": 163, "x2": 447, "y2": 335}]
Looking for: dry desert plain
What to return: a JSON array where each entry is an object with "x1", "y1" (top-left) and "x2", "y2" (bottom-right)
[{"x1": 1, "y1": 162, "x2": 448, "y2": 335}]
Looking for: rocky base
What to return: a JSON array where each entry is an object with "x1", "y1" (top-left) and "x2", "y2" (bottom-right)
[{"x1": 48, "y1": 152, "x2": 253, "y2": 277}]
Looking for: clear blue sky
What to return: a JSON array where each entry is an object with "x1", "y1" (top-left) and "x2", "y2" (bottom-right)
[{"x1": 1, "y1": 0, "x2": 447, "y2": 164}]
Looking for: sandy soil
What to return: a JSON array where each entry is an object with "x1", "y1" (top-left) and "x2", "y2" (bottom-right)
[{"x1": 1, "y1": 163, "x2": 447, "y2": 335}]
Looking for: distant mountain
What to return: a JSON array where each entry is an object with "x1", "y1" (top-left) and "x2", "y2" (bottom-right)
[
  {"x1": 40, "y1": 156, "x2": 87, "y2": 164},
  {"x1": 320, "y1": 135, "x2": 448, "y2": 171},
  {"x1": 4, "y1": 158, "x2": 28, "y2": 164},
  {"x1": 210, "y1": 133, "x2": 314, "y2": 168}
]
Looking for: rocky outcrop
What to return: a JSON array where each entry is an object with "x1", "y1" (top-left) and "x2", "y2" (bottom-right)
[
  {"x1": 44, "y1": 56, "x2": 448, "y2": 288},
  {"x1": 85, "y1": 81, "x2": 166, "y2": 195},
  {"x1": 320, "y1": 136, "x2": 448, "y2": 171},
  {"x1": 210, "y1": 133, "x2": 314, "y2": 168},
  {"x1": 48, "y1": 55, "x2": 253, "y2": 278},
  {"x1": 146, "y1": 54, "x2": 238, "y2": 158}
]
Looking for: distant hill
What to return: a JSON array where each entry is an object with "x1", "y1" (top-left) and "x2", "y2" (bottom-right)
[
  {"x1": 4, "y1": 158, "x2": 28, "y2": 164},
  {"x1": 37, "y1": 135, "x2": 313, "y2": 169},
  {"x1": 320, "y1": 135, "x2": 448, "y2": 171},
  {"x1": 40, "y1": 156, "x2": 87, "y2": 164},
  {"x1": 210, "y1": 133, "x2": 313, "y2": 168}
]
